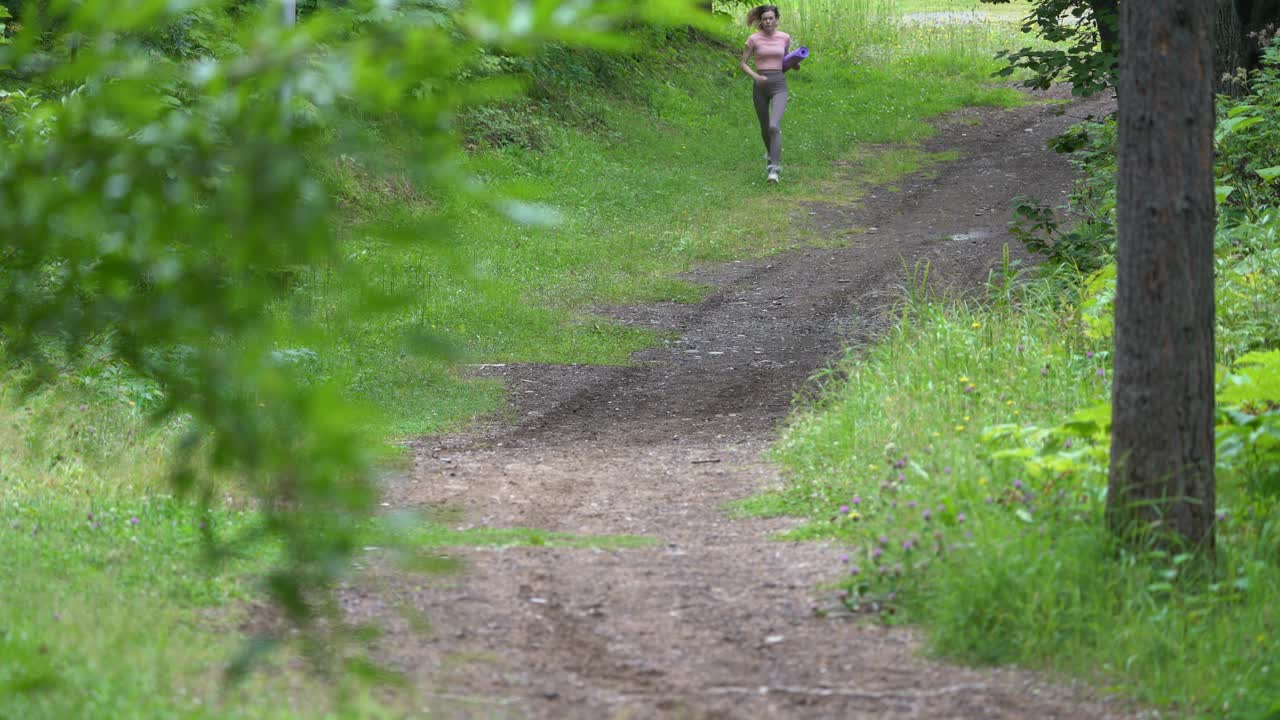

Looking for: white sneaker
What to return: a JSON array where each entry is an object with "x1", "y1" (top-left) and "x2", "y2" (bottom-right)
[{"x1": 767, "y1": 170, "x2": 780, "y2": 184}]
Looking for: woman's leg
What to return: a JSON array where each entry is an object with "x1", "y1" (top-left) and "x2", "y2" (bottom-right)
[
  {"x1": 753, "y1": 80, "x2": 772, "y2": 162},
  {"x1": 766, "y1": 77, "x2": 788, "y2": 172}
]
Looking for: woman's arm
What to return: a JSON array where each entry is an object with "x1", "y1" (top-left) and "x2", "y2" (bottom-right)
[{"x1": 739, "y1": 43, "x2": 765, "y2": 82}]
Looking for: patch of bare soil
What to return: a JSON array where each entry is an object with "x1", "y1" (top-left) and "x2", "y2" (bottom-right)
[{"x1": 348, "y1": 87, "x2": 1133, "y2": 718}]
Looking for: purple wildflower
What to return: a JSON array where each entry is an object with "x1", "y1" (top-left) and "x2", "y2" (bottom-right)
[
  {"x1": 1086, "y1": 351, "x2": 1095, "y2": 359},
  {"x1": 849, "y1": 564, "x2": 861, "y2": 577},
  {"x1": 877, "y1": 535, "x2": 889, "y2": 546},
  {"x1": 907, "y1": 500, "x2": 918, "y2": 509},
  {"x1": 872, "y1": 547, "x2": 883, "y2": 560},
  {"x1": 840, "y1": 505, "x2": 850, "y2": 515},
  {"x1": 922, "y1": 509, "x2": 933, "y2": 522},
  {"x1": 130, "y1": 516, "x2": 139, "y2": 526},
  {"x1": 1063, "y1": 438, "x2": 1074, "y2": 449},
  {"x1": 1097, "y1": 368, "x2": 1106, "y2": 378},
  {"x1": 943, "y1": 466, "x2": 952, "y2": 475},
  {"x1": 840, "y1": 554, "x2": 850, "y2": 564},
  {"x1": 1041, "y1": 366, "x2": 1049, "y2": 377},
  {"x1": 1012, "y1": 479, "x2": 1024, "y2": 491},
  {"x1": 964, "y1": 384, "x2": 975, "y2": 394},
  {"x1": 902, "y1": 539, "x2": 913, "y2": 551},
  {"x1": 957, "y1": 513, "x2": 967, "y2": 524},
  {"x1": 851, "y1": 495, "x2": 862, "y2": 506}
]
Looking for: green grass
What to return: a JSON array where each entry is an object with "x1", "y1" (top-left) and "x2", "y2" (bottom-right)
[
  {"x1": 750, "y1": 262, "x2": 1280, "y2": 716},
  {"x1": 301, "y1": 19, "x2": 1027, "y2": 438},
  {"x1": 3, "y1": 7, "x2": 1061, "y2": 716},
  {"x1": 0, "y1": 379, "x2": 656, "y2": 719}
]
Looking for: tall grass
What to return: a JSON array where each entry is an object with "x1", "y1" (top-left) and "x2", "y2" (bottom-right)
[
  {"x1": 717, "y1": 0, "x2": 1038, "y2": 66},
  {"x1": 755, "y1": 261, "x2": 1280, "y2": 716}
]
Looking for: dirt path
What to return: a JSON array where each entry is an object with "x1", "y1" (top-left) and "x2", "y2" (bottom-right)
[{"x1": 348, "y1": 87, "x2": 1131, "y2": 719}]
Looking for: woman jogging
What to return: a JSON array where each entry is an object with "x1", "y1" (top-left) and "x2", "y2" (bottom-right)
[{"x1": 739, "y1": 4, "x2": 791, "y2": 184}]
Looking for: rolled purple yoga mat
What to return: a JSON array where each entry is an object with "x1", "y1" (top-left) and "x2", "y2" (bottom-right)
[{"x1": 783, "y1": 46, "x2": 809, "y2": 69}]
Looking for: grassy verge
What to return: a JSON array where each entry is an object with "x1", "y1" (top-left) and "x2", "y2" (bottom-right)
[
  {"x1": 752, "y1": 244, "x2": 1280, "y2": 712},
  {"x1": 0, "y1": 381, "x2": 653, "y2": 719}
]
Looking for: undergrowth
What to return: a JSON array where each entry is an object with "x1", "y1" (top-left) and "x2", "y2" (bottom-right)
[{"x1": 756, "y1": 35, "x2": 1280, "y2": 720}]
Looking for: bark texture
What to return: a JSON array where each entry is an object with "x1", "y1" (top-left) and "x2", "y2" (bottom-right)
[{"x1": 1109, "y1": 0, "x2": 1217, "y2": 550}]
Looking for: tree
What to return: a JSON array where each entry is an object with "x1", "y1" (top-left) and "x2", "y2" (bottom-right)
[
  {"x1": 1107, "y1": 0, "x2": 1217, "y2": 550},
  {"x1": 982, "y1": 0, "x2": 1121, "y2": 95},
  {"x1": 1216, "y1": 0, "x2": 1280, "y2": 90},
  {"x1": 984, "y1": 0, "x2": 1280, "y2": 95}
]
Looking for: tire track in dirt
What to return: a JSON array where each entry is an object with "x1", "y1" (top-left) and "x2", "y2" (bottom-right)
[{"x1": 351, "y1": 87, "x2": 1134, "y2": 719}]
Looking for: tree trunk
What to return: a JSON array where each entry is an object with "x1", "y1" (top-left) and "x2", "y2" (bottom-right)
[
  {"x1": 1215, "y1": 0, "x2": 1246, "y2": 94},
  {"x1": 1240, "y1": 0, "x2": 1280, "y2": 70},
  {"x1": 1088, "y1": 0, "x2": 1121, "y2": 57},
  {"x1": 1108, "y1": 0, "x2": 1217, "y2": 552}
]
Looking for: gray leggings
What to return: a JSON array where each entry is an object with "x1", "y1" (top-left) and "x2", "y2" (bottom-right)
[{"x1": 753, "y1": 70, "x2": 788, "y2": 171}]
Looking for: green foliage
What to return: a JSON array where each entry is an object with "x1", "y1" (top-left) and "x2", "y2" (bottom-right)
[
  {"x1": 0, "y1": 373, "x2": 656, "y2": 716},
  {"x1": 1217, "y1": 212, "x2": 1280, "y2": 360},
  {"x1": 1217, "y1": 43, "x2": 1280, "y2": 219},
  {"x1": 1218, "y1": 350, "x2": 1280, "y2": 500},
  {"x1": 1077, "y1": 262, "x2": 1114, "y2": 341},
  {"x1": 1008, "y1": 195, "x2": 1114, "y2": 272},
  {"x1": 982, "y1": 0, "x2": 1117, "y2": 96},
  {"x1": 1010, "y1": 118, "x2": 1117, "y2": 271},
  {"x1": 2, "y1": 1, "x2": 450, "y2": 651},
  {"x1": 1071, "y1": 209, "x2": 1280, "y2": 365},
  {"x1": 760, "y1": 266, "x2": 1280, "y2": 716},
  {"x1": 758, "y1": 46, "x2": 1280, "y2": 698},
  {"x1": 754, "y1": 36, "x2": 1280, "y2": 706},
  {"x1": 0, "y1": 0, "x2": 703, "y2": 675}
]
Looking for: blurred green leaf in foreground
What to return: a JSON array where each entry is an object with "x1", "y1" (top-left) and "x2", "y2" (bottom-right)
[{"x1": 0, "y1": 0, "x2": 703, "y2": 679}]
